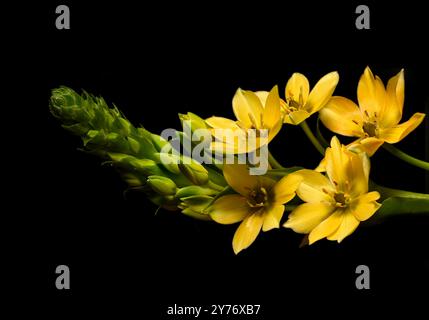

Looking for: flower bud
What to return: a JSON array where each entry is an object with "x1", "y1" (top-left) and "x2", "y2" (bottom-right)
[
  {"x1": 179, "y1": 195, "x2": 214, "y2": 220},
  {"x1": 147, "y1": 175, "x2": 177, "y2": 196},
  {"x1": 179, "y1": 112, "x2": 207, "y2": 133},
  {"x1": 178, "y1": 159, "x2": 209, "y2": 185},
  {"x1": 175, "y1": 186, "x2": 218, "y2": 199}
]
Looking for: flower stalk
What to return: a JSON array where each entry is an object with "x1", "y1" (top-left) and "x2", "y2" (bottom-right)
[
  {"x1": 300, "y1": 120, "x2": 325, "y2": 155},
  {"x1": 382, "y1": 143, "x2": 429, "y2": 171}
]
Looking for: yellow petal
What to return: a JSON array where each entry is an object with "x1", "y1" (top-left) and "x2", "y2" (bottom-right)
[
  {"x1": 319, "y1": 96, "x2": 364, "y2": 137},
  {"x1": 346, "y1": 150, "x2": 369, "y2": 197},
  {"x1": 206, "y1": 116, "x2": 240, "y2": 130},
  {"x1": 325, "y1": 136, "x2": 349, "y2": 190},
  {"x1": 267, "y1": 119, "x2": 283, "y2": 142},
  {"x1": 357, "y1": 66, "x2": 386, "y2": 117},
  {"x1": 347, "y1": 137, "x2": 384, "y2": 156},
  {"x1": 232, "y1": 89, "x2": 264, "y2": 129},
  {"x1": 378, "y1": 112, "x2": 426, "y2": 143},
  {"x1": 233, "y1": 211, "x2": 264, "y2": 254},
  {"x1": 223, "y1": 164, "x2": 259, "y2": 197},
  {"x1": 210, "y1": 194, "x2": 252, "y2": 224},
  {"x1": 272, "y1": 173, "x2": 303, "y2": 204},
  {"x1": 380, "y1": 69, "x2": 404, "y2": 127},
  {"x1": 283, "y1": 202, "x2": 335, "y2": 234},
  {"x1": 210, "y1": 141, "x2": 240, "y2": 154},
  {"x1": 285, "y1": 73, "x2": 310, "y2": 104},
  {"x1": 255, "y1": 91, "x2": 269, "y2": 105},
  {"x1": 262, "y1": 205, "x2": 285, "y2": 231},
  {"x1": 315, "y1": 156, "x2": 327, "y2": 172},
  {"x1": 326, "y1": 211, "x2": 360, "y2": 242},
  {"x1": 308, "y1": 209, "x2": 343, "y2": 244},
  {"x1": 284, "y1": 109, "x2": 311, "y2": 125},
  {"x1": 350, "y1": 191, "x2": 381, "y2": 221},
  {"x1": 305, "y1": 71, "x2": 339, "y2": 114},
  {"x1": 294, "y1": 169, "x2": 335, "y2": 203},
  {"x1": 263, "y1": 86, "x2": 282, "y2": 129}
]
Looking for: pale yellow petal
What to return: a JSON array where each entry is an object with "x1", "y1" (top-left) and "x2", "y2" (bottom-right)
[
  {"x1": 346, "y1": 150, "x2": 369, "y2": 197},
  {"x1": 284, "y1": 109, "x2": 311, "y2": 125},
  {"x1": 347, "y1": 137, "x2": 384, "y2": 156},
  {"x1": 233, "y1": 211, "x2": 264, "y2": 254},
  {"x1": 285, "y1": 73, "x2": 310, "y2": 104},
  {"x1": 378, "y1": 112, "x2": 426, "y2": 143},
  {"x1": 294, "y1": 169, "x2": 335, "y2": 203},
  {"x1": 210, "y1": 195, "x2": 252, "y2": 224},
  {"x1": 325, "y1": 136, "x2": 349, "y2": 190},
  {"x1": 223, "y1": 164, "x2": 259, "y2": 196},
  {"x1": 305, "y1": 71, "x2": 339, "y2": 114},
  {"x1": 350, "y1": 191, "x2": 381, "y2": 221},
  {"x1": 283, "y1": 202, "x2": 335, "y2": 234},
  {"x1": 255, "y1": 91, "x2": 269, "y2": 105},
  {"x1": 237, "y1": 89, "x2": 264, "y2": 128},
  {"x1": 272, "y1": 173, "x2": 303, "y2": 204},
  {"x1": 263, "y1": 86, "x2": 282, "y2": 129},
  {"x1": 267, "y1": 119, "x2": 283, "y2": 142},
  {"x1": 319, "y1": 96, "x2": 364, "y2": 137},
  {"x1": 262, "y1": 205, "x2": 285, "y2": 231},
  {"x1": 206, "y1": 116, "x2": 240, "y2": 130},
  {"x1": 308, "y1": 209, "x2": 343, "y2": 244},
  {"x1": 210, "y1": 141, "x2": 240, "y2": 154},
  {"x1": 327, "y1": 211, "x2": 360, "y2": 242},
  {"x1": 357, "y1": 66, "x2": 386, "y2": 117},
  {"x1": 380, "y1": 69, "x2": 404, "y2": 127},
  {"x1": 315, "y1": 156, "x2": 327, "y2": 172},
  {"x1": 232, "y1": 88, "x2": 263, "y2": 128}
]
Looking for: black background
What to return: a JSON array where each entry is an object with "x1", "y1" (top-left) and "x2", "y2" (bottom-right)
[{"x1": 28, "y1": 0, "x2": 429, "y2": 317}]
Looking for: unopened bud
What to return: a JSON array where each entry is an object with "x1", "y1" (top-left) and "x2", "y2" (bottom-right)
[
  {"x1": 147, "y1": 175, "x2": 177, "y2": 196},
  {"x1": 175, "y1": 186, "x2": 218, "y2": 199},
  {"x1": 178, "y1": 160, "x2": 209, "y2": 185}
]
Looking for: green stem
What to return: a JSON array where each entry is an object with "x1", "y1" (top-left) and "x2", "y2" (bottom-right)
[
  {"x1": 370, "y1": 180, "x2": 429, "y2": 201},
  {"x1": 316, "y1": 116, "x2": 329, "y2": 148},
  {"x1": 268, "y1": 151, "x2": 284, "y2": 169},
  {"x1": 382, "y1": 143, "x2": 429, "y2": 171},
  {"x1": 300, "y1": 120, "x2": 325, "y2": 155}
]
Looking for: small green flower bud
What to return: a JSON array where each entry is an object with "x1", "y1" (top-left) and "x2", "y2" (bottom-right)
[
  {"x1": 179, "y1": 112, "x2": 207, "y2": 133},
  {"x1": 178, "y1": 159, "x2": 209, "y2": 185},
  {"x1": 175, "y1": 186, "x2": 218, "y2": 199},
  {"x1": 147, "y1": 176, "x2": 177, "y2": 196}
]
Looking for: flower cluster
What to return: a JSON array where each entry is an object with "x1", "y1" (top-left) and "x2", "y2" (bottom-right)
[{"x1": 50, "y1": 67, "x2": 428, "y2": 254}]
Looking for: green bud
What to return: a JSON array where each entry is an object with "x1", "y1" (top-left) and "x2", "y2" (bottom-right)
[
  {"x1": 206, "y1": 166, "x2": 227, "y2": 187},
  {"x1": 178, "y1": 159, "x2": 209, "y2": 185},
  {"x1": 178, "y1": 195, "x2": 214, "y2": 220},
  {"x1": 179, "y1": 112, "x2": 207, "y2": 133},
  {"x1": 180, "y1": 195, "x2": 214, "y2": 213},
  {"x1": 148, "y1": 194, "x2": 179, "y2": 211},
  {"x1": 121, "y1": 172, "x2": 145, "y2": 187},
  {"x1": 127, "y1": 137, "x2": 140, "y2": 154},
  {"x1": 128, "y1": 158, "x2": 165, "y2": 176},
  {"x1": 153, "y1": 153, "x2": 181, "y2": 174},
  {"x1": 181, "y1": 208, "x2": 212, "y2": 221},
  {"x1": 150, "y1": 134, "x2": 169, "y2": 152},
  {"x1": 175, "y1": 186, "x2": 218, "y2": 199},
  {"x1": 147, "y1": 175, "x2": 177, "y2": 195}
]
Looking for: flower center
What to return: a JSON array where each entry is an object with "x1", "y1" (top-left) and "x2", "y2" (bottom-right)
[
  {"x1": 334, "y1": 192, "x2": 349, "y2": 207},
  {"x1": 363, "y1": 122, "x2": 378, "y2": 137},
  {"x1": 247, "y1": 187, "x2": 268, "y2": 207}
]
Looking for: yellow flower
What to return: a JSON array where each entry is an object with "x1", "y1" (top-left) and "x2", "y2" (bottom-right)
[
  {"x1": 284, "y1": 136, "x2": 381, "y2": 244},
  {"x1": 282, "y1": 71, "x2": 339, "y2": 125},
  {"x1": 209, "y1": 164, "x2": 302, "y2": 254},
  {"x1": 320, "y1": 67, "x2": 426, "y2": 156},
  {"x1": 206, "y1": 86, "x2": 282, "y2": 154}
]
